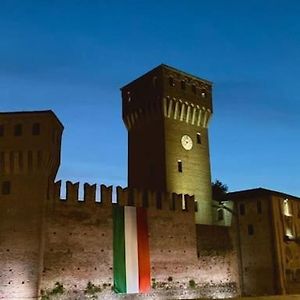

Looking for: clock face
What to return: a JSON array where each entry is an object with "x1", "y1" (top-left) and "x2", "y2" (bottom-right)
[{"x1": 181, "y1": 135, "x2": 193, "y2": 150}]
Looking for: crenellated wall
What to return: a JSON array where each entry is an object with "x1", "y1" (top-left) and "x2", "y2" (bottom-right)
[{"x1": 37, "y1": 181, "x2": 239, "y2": 299}]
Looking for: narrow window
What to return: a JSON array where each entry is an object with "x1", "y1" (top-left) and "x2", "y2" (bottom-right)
[
  {"x1": 248, "y1": 224, "x2": 254, "y2": 235},
  {"x1": 37, "y1": 151, "x2": 42, "y2": 168},
  {"x1": 257, "y1": 200, "x2": 262, "y2": 214},
  {"x1": 127, "y1": 91, "x2": 131, "y2": 102},
  {"x1": 19, "y1": 151, "x2": 23, "y2": 170},
  {"x1": 153, "y1": 76, "x2": 158, "y2": 87},
  {"x1": 28, "y1": 151, "x2": 33, "y2": 171},
  {"x1": 239, "y1": 203, "x2": 245, "y2": 215},
  {"x1": 197, "y1": 132, "x2": 201, "y2": 144},
  {"x1": 194, "y1": 200, "x2": 198, "y2": 212},
  {"x1": 201, "y1": 91, "x2": 206, "y2": 98},
  {"x1": 0, "y1": 125, "x2": 4, "y2": 137},
  {"x1": 0, "y1": 152, "x2": 4, "y2": 172},
  {"x1": 169, "y1": 77, "x2": 175, "y2": 87},
  {"x1": 177, "y1": 160, "x2": 183, "y2": 173},
  {"x1": 192, "y1": 84, "x2": 196, "y2": 94},
  {"x1": 14, "y1": 124, "x2": 22, "y2": 136},
  {"x1": 217, "y1": 209, "x2": 224, "y2": 221},
  {"x1": 32, "y1": 123, "x2": 40, "y2": 135},
  {"x1": 181, "y1": 80, "x2": 186, "y2": 90},
  {"x1": 2, "y1": 181, "x2": 11, "y2": 195}
]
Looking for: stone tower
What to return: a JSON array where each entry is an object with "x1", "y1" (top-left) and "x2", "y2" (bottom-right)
[
  {"x1": 0, "y1": 111, "x2": 63, "y2": 298},
  {"x1": 121, "y1": 64, "x2": 213, "y2": 224}
]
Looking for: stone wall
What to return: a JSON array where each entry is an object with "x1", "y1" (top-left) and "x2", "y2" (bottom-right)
[{"x1": 1, "y1": 180, "x2": 240, "y2": 299}]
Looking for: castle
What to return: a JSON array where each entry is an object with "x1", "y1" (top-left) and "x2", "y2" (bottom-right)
[{"x1": 0, "y1": 64, "x2": 299, "y2": 299}]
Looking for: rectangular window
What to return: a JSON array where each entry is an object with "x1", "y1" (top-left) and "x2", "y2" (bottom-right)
[
  {"x1": 14, "y1": 124, "x2": 22, "y2": 136},
  {"x1": 32, "y1": 123, "x2": 40, "y2": 135},
  {"x1": 197, "y1": 133, "x2": 201, "y2": 144},
  {"x1": 19, "y1": 151, "x2": 24, "y2": 170},
  {"x1": 248, "y1": 224, "x2": 254, "y2": 235},
  {"x1": 0, "y1": 125, "x2": 4, "y2": 137},
  {"x1": 181, "y1": 80, "x2": 186, "y2": 90},
  {"x1": 192, "y1": 84, "x2": 196, "y2": 94},
  {"x1": 257, "y1": 200, "x2": 262, "y2": 214},
  {"x1": 194, "y1": 200, "x2": 198, "y2": 212},
  {"x1": 239, "y1": 203, "x2": 245, "y2": 215},
  {"x1": 217, "y1": 209, "x2": 224, "y2": 221},
  {"x1": 28, "y1": 151, "x2": 33, "y2": 171},
  {"x1": 2, "y1": 181, "x2": 11, "y2": 195},
  {"x1": 177, "y1": 160, "x2": 183, "y2": 173},
  {"x1": 0, "y1": 152, "x2": 4, "y2": 172}
]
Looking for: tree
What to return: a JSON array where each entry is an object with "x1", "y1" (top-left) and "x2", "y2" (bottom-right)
[{"x1": 212, "y1": 180, "x2": 228, "y2": 201}]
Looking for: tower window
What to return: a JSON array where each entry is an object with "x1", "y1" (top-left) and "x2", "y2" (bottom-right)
[
  {"x1": 153, "y1": 76, "x2": 158, "y2": 87},
  {"x1": 32, "y1": 123, "x2": 40, "y2": 135},
  {"x1": 2, "y1": 181, "x2": 11, "y2": 195},
  {"x1": 248, "y1": 224, "x2": 254, "y2": 235},
  {"x1": 201, "y1": 91, "x2": 206, "y2": 98},
  {"x1": 192, "y1": 84, "x2": 196, "y2": 94},
  {"x1": 14, "y1": 124, "x2": 22, "y2": 136},
  {"x1": 177, "y1": 160, "x2": 183, "y2": 173},
  {"x1": 257, "y1": 200, "x2": 262, "y2": 214},
  {"x1": 181, "y1": 80, "x2": 186, "y2": 90},
  {"x1": 169, "y1": 77, "x2": 175, "y2": 87},
  {"x1": 0, "y1": 125, "x2": 4, "y2": 137},
  {"x1": 127, "y1": 91, "x2": 131, "y2": 102},
  {"x1": 196, "y1": 133, "x2": 201, "y2": 144},
  {"x1": 239, "y1": 203, "x2": 245, "y2": 215}
]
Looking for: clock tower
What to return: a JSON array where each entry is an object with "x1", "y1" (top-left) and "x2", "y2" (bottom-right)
[{"x1": 121, "y1": 64, "x2": 213, "y2": 224}]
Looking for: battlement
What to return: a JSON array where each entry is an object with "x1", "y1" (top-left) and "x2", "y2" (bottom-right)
[
  {"x1": 52, "y1": 181, "x2": 195, "y2": 212},
  {"x1": 123, "y1": 96, "x2": 211, "y2": 130}
]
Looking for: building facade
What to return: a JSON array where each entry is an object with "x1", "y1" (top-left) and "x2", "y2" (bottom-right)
[{"x1": 229, "y1": 188, "x2": 300, "y2": 296}]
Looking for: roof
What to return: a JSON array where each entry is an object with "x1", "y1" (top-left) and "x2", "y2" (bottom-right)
[
  {"x1": 120, "y1": 63, "x2": 212, "y2": 90},
  {"x1": 227, "y1": 187, "x2": 300, "y2": 201},
  {"x1": 0, "y1": 110, "x2": 64, "y2": 128}
]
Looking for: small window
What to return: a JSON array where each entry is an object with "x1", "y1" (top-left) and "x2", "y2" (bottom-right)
[
  {"x1": 14, "y1": 124, "x2": 22, "y2": 136},
  {"x1": 239, "y1": 203, "x2": 245, "y2": 215},
  {"x1": 194, "y1": 201, "x2": 198, "y2": 212},
  {"x1": 2, "y1": 181, "x2": 11, "y2": 195},
  {"x1": 257, "y1": 200, "x2": 262, "y2": 214},
  {"x1": 153, "y1": 76, "x2": 158, "y2": 87},
  {"x1": 177, "y1": 160, "x2": 183, "y2": 173},
  {"x1": 192, "y1": 84, "x2": 196, "y2": 94},
  {"x1": 197, "y1": 133, "x2": 201, "y2": 144},
  {"x1": 19, "y1": 151, "x2": 23, "y2": 170},
  {"x1": 201, "y1": 91, "x2": 206, "y2": 98},
  {"x1": 217, "y1": 209, "x2": 224, "y2": 221},
  {"x1": 248, "y1": 224, "x2": 254, "y2": 235},
  {"x1": 32, "y1": 123, "x2": 40, "y2": 135},
  {"x1": 28, "y1": 151, "x2": 33, "y2": 171},
  {"x1": 127, "y1": 91, "x2": 131, "y2": 102},
  {"x1": 169, "y1": 77, "x2": 175, "y2": 87},
  {"x1": 0, "y1": 125, "x2": 4, "y2": 137},
  {"x1": 181, "y1": 80, "x2": 186, "y2": 90}
]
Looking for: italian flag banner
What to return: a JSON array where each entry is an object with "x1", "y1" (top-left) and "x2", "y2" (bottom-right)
[{"x1": 113, "y1": 206, "x2": 151, "y2": 294}]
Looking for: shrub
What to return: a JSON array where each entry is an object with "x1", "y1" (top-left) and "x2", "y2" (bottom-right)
[{"x1": 189, "y1": 279, "x2": 196, "y2": 288}]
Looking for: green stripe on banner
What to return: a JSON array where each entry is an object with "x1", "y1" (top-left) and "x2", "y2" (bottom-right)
[{"x1": 113, "y1": 206, "x2": 126, "y2": 293}]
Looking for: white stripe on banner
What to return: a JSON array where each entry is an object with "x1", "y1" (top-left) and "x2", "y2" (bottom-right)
[{"x1": 124, "y1": 206, "x2": 139, "y2": 293}]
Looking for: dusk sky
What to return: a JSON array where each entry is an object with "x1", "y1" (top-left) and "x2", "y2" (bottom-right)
[{"x1": 1, "y1": 0, "x2": 299, "y2": 196}]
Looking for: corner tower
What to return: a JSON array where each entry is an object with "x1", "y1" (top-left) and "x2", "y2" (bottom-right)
[
  {"x1": 121, "y1": 64, "x2": 213, "y2": 224},
  {"x1": 0, "y1": 111, "x2": 63, "y2": 298}
]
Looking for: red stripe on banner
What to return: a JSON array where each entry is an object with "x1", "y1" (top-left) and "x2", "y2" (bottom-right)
[{"x1": 136, "y1": 207, "x2": 151, "y2": 293}]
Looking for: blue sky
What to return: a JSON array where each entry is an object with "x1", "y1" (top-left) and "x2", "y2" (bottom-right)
[{"x1": 0, "y1": 0, "x2": 299, "y2": 195}]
